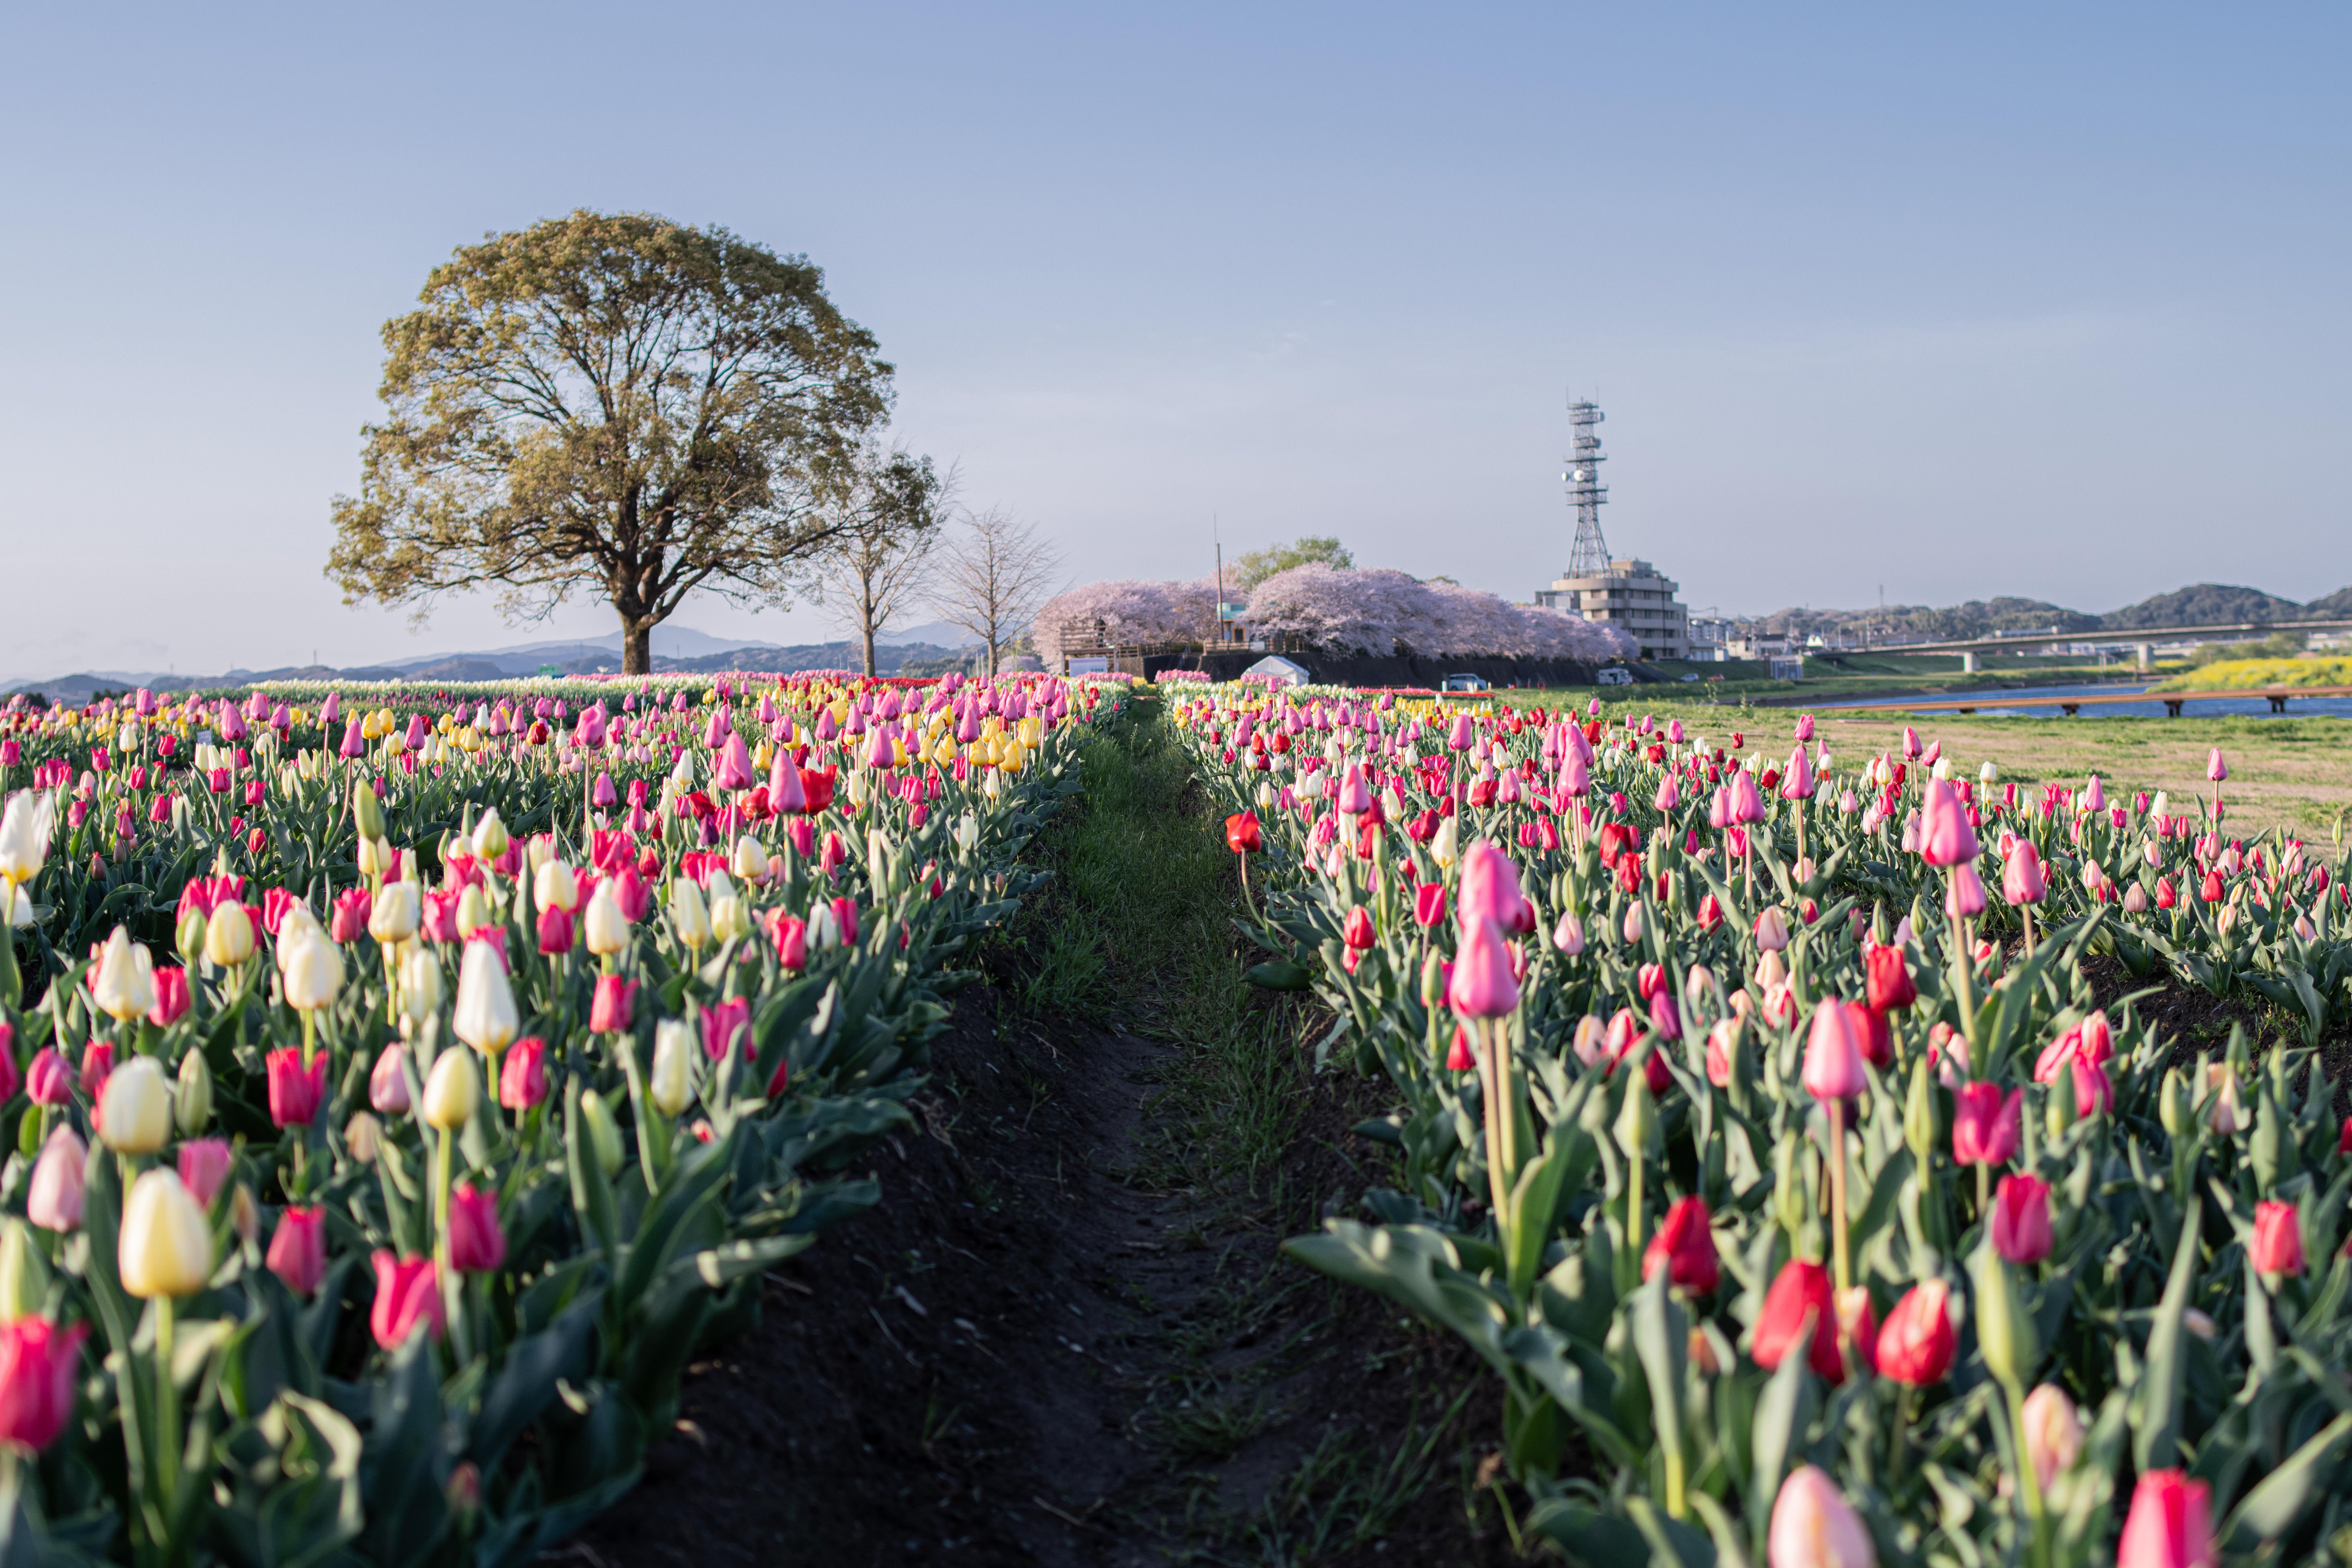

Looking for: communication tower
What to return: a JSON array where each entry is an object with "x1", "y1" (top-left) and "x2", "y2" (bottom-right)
[{"x1": 1564, "y1": 397, "x2": 1611, "y2": 575}]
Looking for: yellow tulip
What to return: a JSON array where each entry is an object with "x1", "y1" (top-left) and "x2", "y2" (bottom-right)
[
  {"x1": 92, "y1": 925, "x2": 157, "y2": 1022},
  {"x1": 422, "y1": 1047, "x2": 480, "y2": 1130},
  {"x1": 205, "y1": 901, "x2": 256, "y2": 966},
  {"x1": 650, "y1": 1022, "x2": 695, "y2": 1116},
  {"x1": 118, "y1": 1169, "x2": 212, "y2": 1298}
]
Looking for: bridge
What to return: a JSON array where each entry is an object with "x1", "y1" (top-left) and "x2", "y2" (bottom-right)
[
  {"x1": 1829, "y1": 684, "x2": 2352, "y2": 718},
  {"x1": 1812, "y1": 618, "x2": 2352, "y2": 672}
]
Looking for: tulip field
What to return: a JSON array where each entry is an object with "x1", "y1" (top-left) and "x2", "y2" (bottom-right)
[
  {"x1": 1175, "y1": 686, "x2": 2352, "y2": 1568},
  {"x1": 0, "y1": 671, "x2": 1123, "y2": 1565}
]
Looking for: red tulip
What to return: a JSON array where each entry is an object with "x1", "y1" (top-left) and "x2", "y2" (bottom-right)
[
  {"x1": 448, "y1": 1183, "x2": 507, "y2": 1274},
  {"x1": 267, "y1": 1047, "x2": 328, "y2": 1128},
  {"x1": 1991, "y1": 1173, "x2": 2052, "y2": 1264},
  {"x1": 1754, "y1": 1259, "x2": 1843, "y2": 1382},
  {"x1": 79, "y1": 1041, "x2": 114, "y2": 1096},
  {"x1": 267, "y1": 1205, "x2": 327, "y2": 1296},
  {"x1": 1952, "y1": 1084, "x2": 2020, "y2": 1166},
  {"x1": 2118, "y1": 1470, "x2": 2214, "y2": 1568},
  {"x1": 148, "y1": 967, "x2": 191, "y2": 1026},
  {"x1": 498, "y1": 1037, "x2": 549, "y2": 1110},
  {"x1": 1413, "y1": 882, "x2": 1447, "y2": 927},
  {"x1": 1224, "y1": 811, "x2": 1262, "y2": 854},
  {"x1": 369, "y1": 1252, "x2": 445, "y2": 1348},
  {"x1": 2250, "y1": 1199, "x2": 2303, "y2": 1277},
  {"x1": 1342, "y1": 907, "x2": 1376, "y2": 950},
  {"x1": 1854, "y1": 1006, "x2": 1892, "y2": 1069},
  {"x1": 1874, "y1": 1279, "x2": 1955, "y2": 1386},
  {"x1": 330, "y1": 886, "x2": 371, "y2": 943},
  {"x1": 1641, "y1": 1196, "x2": 1718, "y2": 1294},
  {"x1": 27, "y1": 1049, "x2": 72, "y2": 1108},
  {"x1": 1864, "y1": 944, "x2": 1915, "y2": 1012},
  {"x1": 700, "y1": 997, "x2": 753, "y2": 1061},
  {"x1": 0, "y1": 1317, "x2": 91, "y2": 1452},
  {"x1": 1445, "y1": 1023, "x2": 1475, "y2": 1072},
  {"x1": 590, "y1": 973, "x2": 639, "y2": 1033}
]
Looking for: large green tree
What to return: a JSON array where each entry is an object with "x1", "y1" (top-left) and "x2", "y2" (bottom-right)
[
  {"x1": 1232, "y1": 534, "x2": 1352, "y2": 591},
  {"x1": 327, "y1": 210, "x2": 895, "y2": 673}
]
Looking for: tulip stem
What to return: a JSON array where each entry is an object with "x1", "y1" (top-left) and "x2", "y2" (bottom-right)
[
  {"x1": 2022, "y1": 906, "x2": 2036, "y2": 958},
  {"x1": 1829, "y1": 1098, "x2": 1850, "y2": 1295},
  {"x1": 2007, "y1": 1380, "x2": 2049, "y2": 1554},
  {"x1": 154, "y1": 1294, "x2": 181, "y2": 1513},
  {"x1": 1889, "y1": 1383, "x2": 1914, "y2": 1487},
  {"x1": 433, "y1": 1127, "x2": 453, "y2": 1272},
  {"x1": 1481, "y1": 1024, "x2": 1510, "y2": 1240},
  {"x1": 1949, "y1": 906, "x2": 1974, "y2": 1039},
  {"x1": 1976, "y1": 1162, "x2": 1990, "y2": 1225}
]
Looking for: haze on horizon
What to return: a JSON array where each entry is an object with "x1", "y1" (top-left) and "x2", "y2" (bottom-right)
[{"x1": 1, "y1": 2, "x2": 2345, "y2": 681}]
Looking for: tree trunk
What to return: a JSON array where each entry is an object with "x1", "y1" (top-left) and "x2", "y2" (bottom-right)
[
  {"x1": 623, "y1": 619, "x2": 653, "y2": 675},
  {"x1": 862, "y1": 618, "x2": 877, "y2": 678}
]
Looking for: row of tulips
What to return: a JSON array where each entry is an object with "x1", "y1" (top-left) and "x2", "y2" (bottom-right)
[
  {"x1": 0, "y1": 670, "x2": 1125, "y2": 1566},
  {"x1": 1176, "y1": 684, "x2": 2352, "y2": 1568}
]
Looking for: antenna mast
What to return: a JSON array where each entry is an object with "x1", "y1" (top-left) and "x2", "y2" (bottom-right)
[{"x1": 1564, "y1": 396, "x2": 1612, "y2": 575}]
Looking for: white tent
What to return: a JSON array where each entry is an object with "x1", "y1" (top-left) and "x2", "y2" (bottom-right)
[{"x1": 1243, "y1": 655, "x2": 1310, "y2": 687}]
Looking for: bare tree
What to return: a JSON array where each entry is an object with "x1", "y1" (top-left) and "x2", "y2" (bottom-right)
[
  {"x1": 929, "y1": 507, "x2": 1063, "y2": 677},
  {"x1": 812, "y1": 446, "x2": 948, "y2": 676}
]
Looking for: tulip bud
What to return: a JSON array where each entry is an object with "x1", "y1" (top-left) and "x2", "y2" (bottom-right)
[
  {"x1": 533, "y1": 859, "x2": 579, "y2": 914},
  {"x1": 175, "y1": 1048, "x2": 214, "y2": 1135},
  {"x1": 454, "y1": 884, "x2": 490, "y2": 939},
  {"x1": 1613, "y1": 1062, "x2": 1656, "y2": 1156},
  {"x1": 422, "y1": 1048, "x2": 480, "y2": 1131},
  {"x1": 99, "y1": 1057, "x2": 173, "y2": 1154},
  {"x1": 1971, "y1": 1245, "x2": 2037, "y2": 1390},
  {"x1": 2158, "y1": 1067, "x2": 2187, "y2": 1136},
  {"x1": 581, "y1": 1088, "x2": 625, "y2": 1178},
  {"x1": 119, "y1": 1169, "x2": 213, "y2": 1298},
  {"x1": 0, "y1": 1220, "x2": 53, "y2": 1323},
  {"x1": 352, "y1": 779, "x2": 385, "y2": 841},
  {"x1": 651, "y1": 1020, "x2": 695, "y2": 1117},
  {"x1": 230, "y1": 1184, "x2": 259, "y2": 1246},
  {"x1": 1903, "y1": 1057, "x2": 1937, "y2": 1165},
  {"x1": 175, "y1": 907, "x2": 208, "y2": 962}
]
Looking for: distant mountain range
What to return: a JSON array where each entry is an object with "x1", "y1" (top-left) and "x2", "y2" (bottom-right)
[
  {"x1": 3, "y1": 620, "x2": 987, "y2": 704},
  {"x1": 1738, "y1": 582, "x2": 2352, "y2": 642}
]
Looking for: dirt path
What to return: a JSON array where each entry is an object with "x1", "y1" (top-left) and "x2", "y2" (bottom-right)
[
  {"x1": 569, "y1": 713, "x2": 1517, "y2": 1566},
  {"x1": 566, "y1": 985, "x2": 1507, "y2": 1568}
]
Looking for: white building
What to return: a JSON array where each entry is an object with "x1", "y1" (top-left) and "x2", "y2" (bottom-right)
[{"x1": 1536, "y1": 558, "x2": 1691, "y2": 661}]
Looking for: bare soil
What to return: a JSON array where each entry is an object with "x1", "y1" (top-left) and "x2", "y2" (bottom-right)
[{"x1": 564, "y1": 980, "x2": 1519, "y2": 1568}]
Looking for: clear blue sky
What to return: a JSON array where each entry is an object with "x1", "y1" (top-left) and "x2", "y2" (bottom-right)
[{"x1": 3, "y1": 2, "x2": 2346, "y2": 678}]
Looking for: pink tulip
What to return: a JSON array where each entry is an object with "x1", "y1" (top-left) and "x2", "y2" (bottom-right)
[
  {"x1": 1919, "y1": 779, "x2": 1980, "y2": 867},
  {"x1": 1780, "y1": 747, "x2": 1815, "y2": 801},
  {"x1": 369, "y1": 1045, "x2": 412, "y2": 1114},
  {"x1": 175, "y1": 1138, "x2": 233, "y2": 1207},
  {"x1": 1446, "y1": 917, "x2": 1520, "y2": 1019},
  {"x1": 448, "y1": 1183, "x2": 507, "y2": 1274},
  {"x1": 369, "y1": 1252, "x2": 445, "y2": 1348},
  {"x1": 2118, "y1": 1471, "x2": 2214, "y2": 1568},
  {"x1": 1944, "y1": 862, "x2": 1988, "y2": 919},
  {"x1": 1951, "y1": 1084, "x2": 2020, "y2": 1166},
  {"x1": 2250, "y1": 1199, "x2": 2303, "y2": 1277},
  {"x1": 0, "y1": 1317, "x2": 91, "y2": 1453},
  {"x1": 2205, "y1": 749, "x2": 2226, "y2": 784},
  {"x1": 267, "y1": 1206, "x2": 328, "y2": 1296},
  {"x1": 1769, "y1": 1465, "x2": 1876, "y2": 1568},
  {"x1": 2003, "y1": 841, "x2": 2047, "y2": 904},
  {"x1": 1991, "y1": 1173, "x2": 2052, "y2": 1263},
  {"x1": 1800, "y1": 1000, "x2": 1867, "y2": 1101},
  {"x1": 27, "y1": 1128, "x2": 87, "y2": 1232}
]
